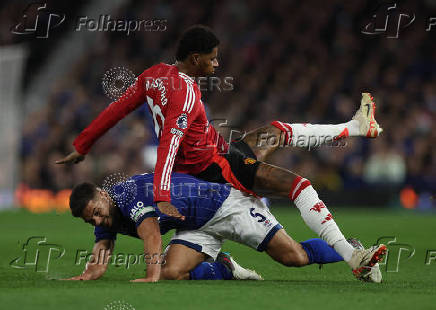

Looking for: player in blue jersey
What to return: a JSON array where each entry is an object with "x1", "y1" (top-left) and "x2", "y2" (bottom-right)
[{"x1": 64, "y1": 173, "x2": 383, "y2": 282}]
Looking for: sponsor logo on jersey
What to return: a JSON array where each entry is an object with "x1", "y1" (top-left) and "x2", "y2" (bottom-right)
[
  {"x1": 244, "y1": 158, "x2": 256, "y2": 165},
  {"x1": 130, "y1": 201, "x2": 155, "y2": 222},
  {"x1": 176, "y1": 113, "x2": 188, "y2": 129},
  {"x1": 170, "y1": 127, "x2": 184, "y2": 137}
]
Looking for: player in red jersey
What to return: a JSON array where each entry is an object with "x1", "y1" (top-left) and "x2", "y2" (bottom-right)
[{"x1": 57, "y1": 25, "x2": 385, "y2": 280}]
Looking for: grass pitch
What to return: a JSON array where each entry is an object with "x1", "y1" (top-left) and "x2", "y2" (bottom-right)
[{"x1": 0, "y1": 207, "x2": 435, "y2": 310}]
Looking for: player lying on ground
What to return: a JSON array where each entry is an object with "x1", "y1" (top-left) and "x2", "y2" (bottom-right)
[
  {"x1": 64, "y1": 173, "x2": 385, "y2": 283},
  {"x1": 57, "y1": 25, "x2": 384, "y2": 280}
]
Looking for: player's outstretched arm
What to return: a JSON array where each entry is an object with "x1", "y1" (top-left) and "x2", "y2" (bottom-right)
[
  {"x1": 56, "y1": 75, "x2": 147, "y2": 164},
  {"x1": 63, "y1": 239, "x2": 114, "y2": 280},
  {"x1": 131, "y1": 217, "x2": 162, "y2": 283}
]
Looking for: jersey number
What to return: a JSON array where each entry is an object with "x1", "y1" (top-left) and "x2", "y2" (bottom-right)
[
  {"x1": 147, "y1": 95, "x2": 165, "y2": 138},
  {"x1": 249, "y1": 208, "x2": 266, "y2": 222}
]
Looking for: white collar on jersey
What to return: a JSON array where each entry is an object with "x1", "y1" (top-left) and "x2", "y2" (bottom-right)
[{"x1": 178, "y1": 71, "x2": 194, "y2": 84}]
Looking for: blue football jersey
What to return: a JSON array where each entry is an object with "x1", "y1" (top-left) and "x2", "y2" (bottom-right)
[{"x1": 94, "y1": 173, "x2": 231, "y2": 242}]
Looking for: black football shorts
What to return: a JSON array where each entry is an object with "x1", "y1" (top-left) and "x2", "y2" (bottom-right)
[{"x1": 193, "y1": 140, "x2": 260, "y2": 192}]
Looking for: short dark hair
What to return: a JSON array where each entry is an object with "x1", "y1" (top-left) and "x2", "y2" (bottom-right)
[
  {"x1": 69, "y1": 182, "x2": 97, "y2": 217},
  {"x1": 175, "y1": 25, "x2": 220, "y2": 61}
]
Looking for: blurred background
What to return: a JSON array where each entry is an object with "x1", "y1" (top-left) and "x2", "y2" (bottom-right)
[{"x1": 0, "y1": 0, "x2": 434, "y2": 212}]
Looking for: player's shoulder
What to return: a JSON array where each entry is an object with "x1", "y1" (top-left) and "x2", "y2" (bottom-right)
[
  {"x1": 110, "y1": 174, "x2": 153, "y2": 210},
  {"x1": 141, "y1": 62, "x2": 178, "y2": 77},
  {"x1": 140, "y1": 63, "x2": 195, "y2": 90},
  {"x1": 155, "y1": 63, "x2": 197, "y2": 90}
]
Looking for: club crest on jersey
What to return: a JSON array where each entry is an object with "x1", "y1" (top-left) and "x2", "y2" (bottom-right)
[
  {"x1": 244, "y1": 158, "x2": 256, "y2": 165},
  {"x1": 177, "y1": 113, "x2": 188, "y2": 129}
]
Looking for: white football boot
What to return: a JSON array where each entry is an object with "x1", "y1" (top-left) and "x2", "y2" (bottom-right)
[
  {"x1": 347, "y1": 244, "x2": 387, "y2": 281},
  {"x1": 352, "y1": 93, "x2": 383, "y2": 138},
  {"x1": 217, "y1": 252, "x2": 263, "y2": 280},
  {"x1": 359, "y1": 263, "x2": 383, "y2": 283},
  {"x1": 347, "y1": 238, "x2": 383, "y2": 283}
]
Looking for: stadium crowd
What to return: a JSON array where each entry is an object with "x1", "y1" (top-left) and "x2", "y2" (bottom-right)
[{"x1": 3, "y1": 1, "x2": 434, "y2": 207}]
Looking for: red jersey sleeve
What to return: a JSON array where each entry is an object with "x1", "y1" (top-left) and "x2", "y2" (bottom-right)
[
  {"x1": 153, "y1": 80, "x2": 198, "y2": 202},
  {"x1": 73, "y1": 74, "x2": 147, "y2": 155}
]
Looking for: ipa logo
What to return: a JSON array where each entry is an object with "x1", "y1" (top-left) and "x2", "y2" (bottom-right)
[
  {"x1": 362, "y1": 3, "x2": 415, "y2": 38},
  {"x1": 11, "y1": 3, "x2": 65, "y2": 39},
  {"x1": 375, "y1": 236, "x2": 415, "y2": 272},
  {"x1": 10, "y1": 236, "x2": 65, "y2": 272}
]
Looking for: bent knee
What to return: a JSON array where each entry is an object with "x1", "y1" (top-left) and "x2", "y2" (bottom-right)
[
  {"x1": 161, "y1": 267, "x2": 186, "y2": 280},
  {"x1": 279, "y1": 248, "x2": 309, "y2": 267}
]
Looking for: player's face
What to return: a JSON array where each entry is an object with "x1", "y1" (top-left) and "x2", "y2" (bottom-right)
[
  {"x1": 197, "y1": 47, "x2": 219, "y2": 76},
  {"x1": 81, "y1": 190, "x2": 119, "y2": 229}
]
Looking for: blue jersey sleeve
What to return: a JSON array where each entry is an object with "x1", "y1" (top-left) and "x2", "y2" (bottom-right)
[{"x1": 127, "y1": 201, "x2": 158, "y2": 227}]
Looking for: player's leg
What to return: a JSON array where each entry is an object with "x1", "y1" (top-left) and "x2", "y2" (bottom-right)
[
  {"x1": 242, "y1": 125, "x2": 282, "y2": 161},
  {"x1": 161, "y1": 243, "x2": 207, "y2": 280},
  {"x1": 243, "y1": 93, "x2": 382, "y2": 161},
  {"x1": 253, "y1": 162, "x2": 353, "y2": 255},
  {"x1": 162, "y1": 230, "x2": 258, "y2": 280},
  {"x1": 265, "y1": 229, "x2": 343, "y2": 267},
  {"x1": 197, "y1": 143, "x2": 355, "y2": 262},
  {"x1": 201, "y1": 189, "x2": 343, "y2": 268},
  {"x1": 253, "y1": 162, "x2": 386, "y2": 276},
  {"x1": 162, "y1": 243, "x2": 254, "y2": 280}
]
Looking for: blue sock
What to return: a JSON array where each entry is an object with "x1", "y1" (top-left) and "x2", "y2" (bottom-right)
[
  {"x1": 300, "y1": 238, "x2": 344, "y2": 264},
  {"x1": 189, "y1": 262, "x2": 233, "y2": 280}
]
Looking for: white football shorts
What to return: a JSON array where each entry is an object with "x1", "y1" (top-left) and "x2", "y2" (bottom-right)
[{"x1": 169, "y1": 188, "x2": 282, "y2": 260}]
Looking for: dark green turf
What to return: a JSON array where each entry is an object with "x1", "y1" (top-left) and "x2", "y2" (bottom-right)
[{"x1": 1, "y1": 207, "x2": 435, "y2": 310}]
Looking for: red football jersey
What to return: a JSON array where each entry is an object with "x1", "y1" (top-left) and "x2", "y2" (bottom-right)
[{"x1": 73, "y1": 63, "x2": 228, "y2": 202}]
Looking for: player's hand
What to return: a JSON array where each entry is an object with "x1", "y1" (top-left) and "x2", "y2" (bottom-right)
[
  {"x1": 130, "y1": 277, "x2": 159, "y2": 283},
  {"x1": 61, "y1": 274, "x2": 92, "y2": 281},
  {"x1": 55, "y1": 151, "x2": 85, "y2": 164},
  {"x1": 157, "y1": 202, "x2": 185, "y2": 220}
]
